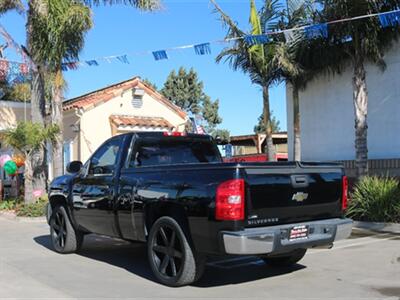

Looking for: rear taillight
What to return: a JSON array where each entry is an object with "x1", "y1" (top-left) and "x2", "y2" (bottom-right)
[
  {"x1": 342, "y1": 176, "x2": 348, "y2": 211},
  {"x1": 215, "y1": 179, "x2": 245, "y2": 221}
]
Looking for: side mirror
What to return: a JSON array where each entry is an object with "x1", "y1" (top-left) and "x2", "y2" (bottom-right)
[{"x1": 66, "y1": 161, "x2": 83, "y2": 174}]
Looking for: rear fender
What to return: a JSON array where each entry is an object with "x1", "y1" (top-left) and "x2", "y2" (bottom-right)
[{"x1": 144, "y1": 202, "x2": 193, "y2": 246}]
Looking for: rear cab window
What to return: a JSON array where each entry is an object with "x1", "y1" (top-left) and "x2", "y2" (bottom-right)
[{"x1": 127, "y1": 138, "x2": 222, "y2": 168}]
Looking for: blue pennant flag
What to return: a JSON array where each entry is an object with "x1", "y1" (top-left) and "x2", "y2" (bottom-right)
[
  {"x1": 86, "y1": 60, "x2": 99, "y2": 66},
  {"x1": 152, "y1": 50, "x2": 168, "y2": 61},
  {"x1": 304, "y1": 23, "x2": 328, "y2": 39},
  {"x1": 12, "y1": 73, "x2": 25, "y2": 84},
  {"x1": 61, "y1": 64, "x2": 68, "y2": 71},
  {"x1": 244, "y1": 34, "x2": 269, "y2": 46},
  {"x1": 379, "y1": 11, "x2": 400, "y2": 28},
  {"x1": 194, "y1": 43, "x2": 211, "y2": 55},
  {"x1": 6, "y1": 62, "x2": 19, "y2": 83},
  {"x1": 117, "y1": 55, "x2": 129, "y2": 64}
]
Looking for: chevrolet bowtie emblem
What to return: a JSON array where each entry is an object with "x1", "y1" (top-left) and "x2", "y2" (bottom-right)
[{"x1": 292, "y1": 192, "x2": 309, "y2": 202}]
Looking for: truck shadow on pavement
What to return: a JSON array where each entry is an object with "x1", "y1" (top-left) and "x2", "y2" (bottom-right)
[{"x1": 34, "y1": 234, "x2": 306, "y2": 288}]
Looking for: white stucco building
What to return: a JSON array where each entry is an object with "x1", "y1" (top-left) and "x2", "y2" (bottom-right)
[
  {"x1": 0, "y1": 77, "x2": 188, "y2": 184},
  {"x1": 62, "y1": 77, "x2": 188, "y2": 164},
  {"x1": 286, "y1": 43, "x2": 400, "y2": 167}
]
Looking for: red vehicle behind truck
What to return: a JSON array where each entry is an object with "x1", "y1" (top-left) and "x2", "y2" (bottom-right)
[{"x1": 224, "y1": 153, "x2": 288, "y2": 163}]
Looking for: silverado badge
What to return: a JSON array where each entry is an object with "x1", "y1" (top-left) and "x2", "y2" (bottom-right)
[{"x1": 292, "y1": 192, "x2": 309, "y2": 202}]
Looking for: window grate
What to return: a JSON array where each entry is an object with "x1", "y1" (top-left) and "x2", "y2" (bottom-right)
[{"x1": 132, "y1": 95, "x2": 143, "y2": 109}]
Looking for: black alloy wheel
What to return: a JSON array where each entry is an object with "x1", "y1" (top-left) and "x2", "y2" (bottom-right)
[
  {"x1": 51, "y1": 210, "x2": 67, "y2": 249},
  {"x1": 151, "y1": 224, "x2": 184, "y2": 278},
  {"x1": 49, "y1": 205, "x2": 83, "y2": 254},
  {"x1": 147, "y1": 216, "x2": 204, "y2": 287}
]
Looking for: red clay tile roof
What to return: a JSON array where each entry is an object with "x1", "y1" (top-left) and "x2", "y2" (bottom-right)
[
  {"x1": 63, "y1": 77, "x2": 187, "y2": 119},
  {"x1": 109, "y1": 115, "x2": 174, "y2": 129}
]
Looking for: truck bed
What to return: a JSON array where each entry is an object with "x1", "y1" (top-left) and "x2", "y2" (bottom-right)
[{"x1": 133, "y1": 160, "x2": 344, "y2": 227}]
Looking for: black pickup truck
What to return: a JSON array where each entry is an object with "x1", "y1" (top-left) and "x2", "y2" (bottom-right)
[{"x1": 48, "y1": 131, "x2": 352, "y2": 287}]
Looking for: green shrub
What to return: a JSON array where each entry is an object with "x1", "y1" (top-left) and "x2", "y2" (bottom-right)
[
  {"x1": 15, "y1": 198, "x2": 48, "y2": 217},
  {"x1": 0, "y1": 196, "x2": 48, "y2": 217},
  {"x1": 0, "y1": 198, "x2": 23, "y2": 211},
  {"x1": 347, "y1": 176, "x2": 400, "y2": 223}
]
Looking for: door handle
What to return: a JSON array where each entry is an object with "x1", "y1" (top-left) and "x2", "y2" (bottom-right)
[{"x1": 291, "y1": 175, "x2": 309, "y2": 188}]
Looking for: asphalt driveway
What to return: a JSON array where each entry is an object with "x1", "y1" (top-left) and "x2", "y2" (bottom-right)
[{"x1": 0, "y1": 217, "x2": 399, "y2": 299}]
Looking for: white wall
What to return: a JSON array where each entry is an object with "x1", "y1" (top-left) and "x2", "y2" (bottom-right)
[
  {"x1": 0, "y1": 101, "x2": 31, "y2": 131},
  {"x1": 287, "y1": 43, "x2": 400, "y2": 161}
]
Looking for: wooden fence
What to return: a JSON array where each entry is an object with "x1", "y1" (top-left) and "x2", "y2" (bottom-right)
[{"x1": 337, "y1": 159, "x2": 400, "y2": 178}]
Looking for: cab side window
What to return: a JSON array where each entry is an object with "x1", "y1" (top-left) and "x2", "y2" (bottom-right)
[{"x1": 89, "y1": 137, "x2": 122, "y2": 175}]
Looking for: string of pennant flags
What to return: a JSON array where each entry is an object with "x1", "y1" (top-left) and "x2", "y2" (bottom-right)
[
  {"x1": 58, "y1": 8, "x2": 400, "y2": 70},
  {"x1": 0, "y1": 59, "x2": 31, "y2": 84},
  {"x1": 1, "y1": 7, "x2": 400, "y2": 77},
  {"x1": 0, "y1": 23, "x2": 32, "y2": 85}
]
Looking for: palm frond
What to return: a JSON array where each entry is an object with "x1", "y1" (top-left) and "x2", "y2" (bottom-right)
[
  {"x1": 30, "y1": 0, "x2": 92, "y2": 70},
  {"x1": 0, "y1": 0, "x2": 24, "y2": 15},
  {"x1": 212, "y1": 0, "x2": 288, "y2": 87},
  {"x1": 260, "y1": 0, "x2": 283, "y2": 32},
  {"x1": 210, "y1": 0, "x2": 245, "y2": 39},
  {"x1": 81, "y1": 0, "x2": 161, "y2": 11},
  {"x1": 4, "y1": 122, "x2": 59, "y2": 155}
]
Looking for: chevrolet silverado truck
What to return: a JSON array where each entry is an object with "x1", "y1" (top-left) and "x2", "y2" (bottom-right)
[{"x1": 47, "y1": 131, "x2": 352, "y2": 287}]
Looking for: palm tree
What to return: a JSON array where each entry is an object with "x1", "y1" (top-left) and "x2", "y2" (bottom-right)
[
  {"x1": 273, "y1": 42, "x2": 303, "y2": 161},
  {"x1": 29, "y1": 0, "x2": 92, "y2": 177},
  {"x1": 28, "y1": 0, "x2": 159, "y2": 177},
  {"x1": 4, "y1": 122, "x2": 59, "y2": 203},
  {"x1": 276, "y1": 1, "x2": 313, "y2": 161},
  {"x1": 0, "y1": 0, "x2": 49, "y2": 200},
  {"x1": 297, "y1": 0, "x2": 400, "y2": 177},
  {"x1": 1, "y1": 0, "x2": 160, "y2": 199},
  {"x1": 212, "y1": 0, "x2": 298, "y2": 161}
]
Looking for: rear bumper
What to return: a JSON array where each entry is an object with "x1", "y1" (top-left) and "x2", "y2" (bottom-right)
[{"x1": 221, "y1": 218, "x2": 353, "y2": 255}]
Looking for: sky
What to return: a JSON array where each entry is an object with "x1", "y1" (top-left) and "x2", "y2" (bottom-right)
[{"x1": 0, "y1": 0, "x2": 287, "y2": 136}]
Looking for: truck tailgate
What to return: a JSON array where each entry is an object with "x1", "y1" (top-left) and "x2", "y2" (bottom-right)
[{"x1": 243, "y1": 162, "x2": 344, "y2": 227}]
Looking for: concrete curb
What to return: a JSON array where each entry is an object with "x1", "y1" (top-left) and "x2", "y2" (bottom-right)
[
  {"x1": 0, "y1": 211, "x2": 46, "y2": 223},
  {"x1": 353, "y1": 221, "x2": 400, "y2": 234}
]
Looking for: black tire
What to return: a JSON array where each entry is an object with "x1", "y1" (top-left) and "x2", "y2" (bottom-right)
[
  {"x1": 49, "y1": 205, "x2": 83, "y2": 254},
  {"x1": 260, "y1": 248, "x2": 307, "y2": 267},
  {"x1": 46, "y1": 202, "x2": 52, "y2": 225},
  {"x1": 147, "y1": 216, "x2": 205, "y2": 287}
]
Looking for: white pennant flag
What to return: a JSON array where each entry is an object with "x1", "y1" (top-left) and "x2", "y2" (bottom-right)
[{"x1": 284, "y1": 31, "x2": 295, "y2": 43}]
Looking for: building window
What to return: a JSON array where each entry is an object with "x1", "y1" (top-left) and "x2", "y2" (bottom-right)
[{"x1": 63, "y1": 141, "x2": 73, "y2": 174}]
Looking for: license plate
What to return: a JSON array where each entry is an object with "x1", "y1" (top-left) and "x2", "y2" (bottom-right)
[{"x1": 289, "y1": 225, "x2": 309, "y2": 241}]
